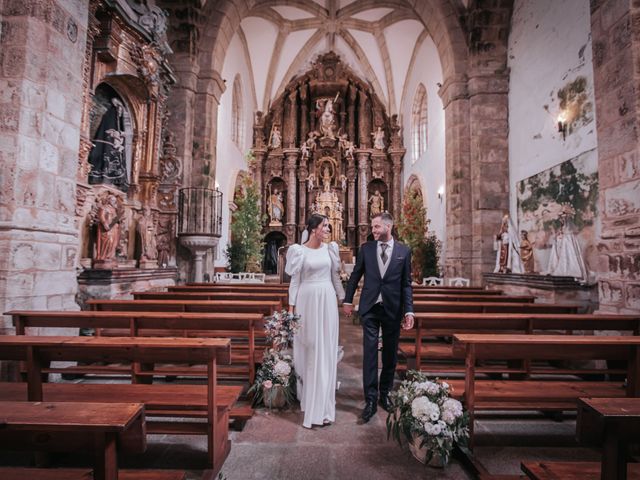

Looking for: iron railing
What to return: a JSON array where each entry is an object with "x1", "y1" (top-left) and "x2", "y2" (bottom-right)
[{"x1": 178, "y1": 187, "x2": 223, "y2": 237}]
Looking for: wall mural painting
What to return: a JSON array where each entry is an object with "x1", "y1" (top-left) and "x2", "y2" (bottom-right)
[{"x1": 517, "y1": 151, "x2": 598, "y2": 275}]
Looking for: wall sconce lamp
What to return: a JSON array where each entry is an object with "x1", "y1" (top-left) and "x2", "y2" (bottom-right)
[
  {"x1": 557, "y1": 112, "x2": 568, "y2": 140},
  {"x1": 437, "y1": 185, "x2": 444, "y2": 202}
]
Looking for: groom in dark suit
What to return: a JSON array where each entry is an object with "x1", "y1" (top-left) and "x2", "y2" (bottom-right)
[{"x1": 343, "y1": 212, "x2": 414, "y2": 423}]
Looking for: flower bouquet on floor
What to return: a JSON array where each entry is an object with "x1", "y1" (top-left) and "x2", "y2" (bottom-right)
[
  {"x1": 264, "y1": 309, "x2": 301, "y2": 351},
  {"x1": 386, "y1": 370, "x2": 469, "y2": 467},
  {"x1": 248, "y1": 348, "x2": 297, "y2": 409}
]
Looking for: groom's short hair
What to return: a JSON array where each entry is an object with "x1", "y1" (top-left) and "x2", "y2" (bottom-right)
[{"x1": 372, "y1": 212, "x2": 394, "y2": 225}]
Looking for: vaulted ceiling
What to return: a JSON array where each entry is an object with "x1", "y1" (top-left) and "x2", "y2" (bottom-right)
[{"x1": 235, "y1": 0, "x2": 432, "y2": 115}]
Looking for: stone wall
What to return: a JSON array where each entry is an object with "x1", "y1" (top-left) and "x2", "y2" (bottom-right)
[
  {"x1": 591, "y1": 0, "x2": 640, "y2": 313},
  {"x1": 0, "y1": 0, "x2": 89, "y2": 335}
]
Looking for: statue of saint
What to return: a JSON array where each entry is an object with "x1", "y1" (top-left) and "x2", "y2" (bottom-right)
[
  {"x1": 268, "y1": 188, "x2": 284, "y2": 224},
  {"x1": 372, "y1": 126, "x2": 385, "y2": 150},
  {"x1": 88, "y1": 97, "x2": 129, "y2": 191},
  {"x1": 322, "y1": 165, "x2": 332, "y2": 191},
  {"x1": 339, "y1": 174, "x2": 347, "y2": 191},
  {"x1": 94, "y1": 193, "x2": 122, "y2": 266},
  {"x1": 306, "y1": 173, "x2": 316, "y2": 191},
  {"x1": 368, "y1": 190, "x2": 384, "y2": 217},
  {"x1": 493, "y1": 214, "x2": 523, "y2": 274},
  {"x1": 269, "y1": 125, "x2": 282, "y2": 149},
  {"x1": 547, "y1": 212, "x2": 588, "y2": 281},
  {"x1": 137, "y1": 206, "x2": 158, "y2": 261},
  {"x1": 520, "y1": 230, "x2": 535, "y2": 273},
  {"x1": 317, "y1": 97, "x2": 336, "y2": 138}
]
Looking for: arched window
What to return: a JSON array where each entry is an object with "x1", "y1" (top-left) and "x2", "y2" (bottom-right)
[
  {"x1": 411, "y1": 83, "x2": 427, "y2": 163},
  {"x1": 231, "y1": 74, "x2": 244, "y2": 148}
]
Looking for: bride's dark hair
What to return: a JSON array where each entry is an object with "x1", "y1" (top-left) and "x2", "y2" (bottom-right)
[{"x1": 302, "y1": 213, "x2": 327, "y2": 243}]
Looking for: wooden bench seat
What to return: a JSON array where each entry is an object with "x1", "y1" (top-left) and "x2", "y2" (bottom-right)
[
  {"x1": 9, "y1": 310, "x2": 264, "y2": 384},
  {"x1": 133, "y1": 291, "x2": 288, "y2": 303},
  {"x1": 521, "y1": 461, "x2": 640, "y2": 480},
  {"x1": 451, "y1": 334, "x2": 640, "y2": 447},
  {"x1": 0, "y1": 468, "x2": 187, "y2": 480},
  {"x1": 412, "y1": 301, "x2": 579, "y2": 314},
  {"x1": 0, "y1": 335, "x2": 234, "y2": 475},
  {"x1": 0, "y1": 401, "x2": 146, "y2": 480}
]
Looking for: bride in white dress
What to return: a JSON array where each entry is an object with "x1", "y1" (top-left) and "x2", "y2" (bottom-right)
[{"x1": 285, "y1": 214, "x2": 345, "y2": 428}]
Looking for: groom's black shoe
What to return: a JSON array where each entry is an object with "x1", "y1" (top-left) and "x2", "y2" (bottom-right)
[
  {"x1": 379, "y1": 393, "x2": 392, "y2": 413},
  {"x1": 360, "y1": 400, "x2": 377, "y2": 423}
]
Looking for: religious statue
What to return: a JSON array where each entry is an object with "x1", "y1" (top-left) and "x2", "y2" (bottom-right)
[
  {"x1": 137, "y1": 205, "x2": 158, "y2": 262},
  {"x1": 306, "y1": 173, "x2": 316, "y2": 191},
  {"x1": 88, "y1": 97, "x2": 129, "y2": 191},
  {"x1": 339, "y1": 174, "x2": 347, "y2": 191},
  {"x1": 300, "y1": 142, "x2": 310, "y2": 160},
  {"x1": 316, "y1": 96, "x2": 337, "y2": 138},
  {"x1": 520, "y1": 230, "x2": 535, "y2": 273},
  {"x1": 268, "y1": 188, "x2": 284, "y2": 225},
  {"x1": 269, "y1": 125, "x2": 282, "y2": 149},
  {"x1": 322, "y1": 165, "x2": 332, "y2": 191},
  {"x1": 372, "y1": 126, "x2": 385, "y2": 150},
  {"x1": 368, "y1": 190, "x2": 384, "y2": 217},
  {"x1": 93, "y1": 193, "x2": 122, "y2": 267},
  {"x1": 339, "y1": 133, "x2": 355, "y2": 159},
  {"x1": 305, "y1": 131, "x2": 317, "y2": 151},
  {"x1": 547, "y1": 212, "x2": 588, "y2": 281},
  {"x1": 493, "y1": 214, "x2": 523, "y2": 274}
]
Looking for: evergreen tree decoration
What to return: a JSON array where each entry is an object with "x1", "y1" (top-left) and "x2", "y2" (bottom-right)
[
  {"x1": 397, "y1": 190, "x2": 442, "y2": 281},
  {"x1": 226, "y1": 177, "x2": 265, "y2": 272}
]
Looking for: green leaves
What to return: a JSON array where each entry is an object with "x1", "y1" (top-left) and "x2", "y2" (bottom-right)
[{"x1": 226, "y1": 177, "x2": 265, "y2": 272}]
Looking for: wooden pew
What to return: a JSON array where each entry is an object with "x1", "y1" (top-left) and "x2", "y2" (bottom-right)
[
  {"x1": 0, "y1": 335, "x2": 235, "y2": 475},
  {"x1": 521, "y1": 461, "x2": 640, "y2": 480},
  {"x1": 449, "y1": 334, "x2": 640, "y2": 447},
  {"x1": 413, "y1": 294, "x2": 535, "y2": 303},
  {"x1": 0, "y1": 469, "x2": 187, "y2": 480},
  {"x1": 401, "y1": 312, "x2": 640, "y2": 374},
  {"x1": 132, "y1": 291, "x2": 288, "y2": 303},
  {"x1": 576, "y1": 397, "x2": 640, "y2": 480},
  {"x1": 412, "y1": 286, "x2": 498, "y2": 293},
  {"x1": 0, "y1": 401, "x2": 146, "y2": 480},
  {"x1": 179, "y1": 283, "x2": 289, "y2": 291},
  {"x1": 412, "y1": 300, "x2": 579, "y2": 314},
  {"x1": 87, "y1": 299, "x2": 280, "y2": 315},
  {"x1": 8, "y1": 310, "x2": 263, "y2": 384}
]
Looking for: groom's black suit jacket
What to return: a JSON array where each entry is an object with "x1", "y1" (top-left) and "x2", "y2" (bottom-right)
[{"x1": 344, "y1": 240, "x2": 413, "y2": 321}]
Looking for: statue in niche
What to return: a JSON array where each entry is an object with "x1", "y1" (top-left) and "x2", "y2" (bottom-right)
[
  {"x1": 88, "y1": 97, "x2": 129, "y2": 191},
  {"x1": 368, "y1": 190, "x2": 384, "y2": 218},
  {"x1": 322, "y1": 165, "x2": 332, "y2": 191},
  {"x1": 372, "y1": 126, "x2": 385, "y2": 150},
  {"x1": 306, "y1": 173, "x2": 316, "y2": 191},
  {"x1": 493, "y1": 214, "x2": 523, "y2": 274},
  {"x1": 339, "y1": 174, "x2": 347, "y2": 191},
  {"x1": 316, "y1": 95, "x2": 337, "y2": 138},
  {"x1": 269, "y1": 125, "x2": 282, "y2": 149},
  {"x1": 268, "y1": 187, "x2": 284, "y2": 225},
  {"x1": 137, "y1": 206, "x2": 158, "y2": 262},
  {"x1": 520, "y1": 230, "x2": 535, "y2": 273},
  {"x1": 93, "y1": 193, "x2": 122, "y2": 265}
]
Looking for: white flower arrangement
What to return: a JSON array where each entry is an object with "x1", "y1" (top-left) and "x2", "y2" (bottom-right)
[
  {"x1": 386, "y1": 371, "x2": 469, "y2": 466},
  {"x1": 247, "y1": 348, "x2": 297, "y2": 409},
  {"x1": 264, "y1": 309, "x2": 301, "y2": 349}
]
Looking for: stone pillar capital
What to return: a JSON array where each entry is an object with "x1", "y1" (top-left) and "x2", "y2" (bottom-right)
[{"x1": 438, "y1": 74, "x2": 469, "y2": 108}]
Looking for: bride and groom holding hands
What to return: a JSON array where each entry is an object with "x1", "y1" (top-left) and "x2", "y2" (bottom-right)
[{"x1": 285, "y1": 212, "x2": 414, "y2": 429}]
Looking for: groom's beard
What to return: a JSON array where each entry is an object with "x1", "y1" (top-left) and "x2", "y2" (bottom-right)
[{"x1": 377, "y1": 231, "x2": 391, "y2": 242}]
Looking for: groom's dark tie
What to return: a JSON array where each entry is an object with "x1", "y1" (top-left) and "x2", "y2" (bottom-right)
[{"x1": 380, "y1": 243, "x2": 389, "y2": 264}]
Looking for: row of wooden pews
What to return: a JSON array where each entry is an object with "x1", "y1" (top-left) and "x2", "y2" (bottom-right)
[
  {"x1": 0, "y1": 281, "x2": 291, "y2": 479},
  {"x1": 404, "y1": 284, "x2": 640, "y2": 480}
]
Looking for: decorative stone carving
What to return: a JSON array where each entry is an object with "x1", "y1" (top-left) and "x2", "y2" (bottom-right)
[{"x1": 91, "y1": 192, "x2": 124, "y2": 269}]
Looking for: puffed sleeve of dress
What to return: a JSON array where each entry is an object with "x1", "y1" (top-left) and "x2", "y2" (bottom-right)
[
  {"x1": 285, "y1": 244, "x2": 304, "y2": 307},
  {"x1": 328, "y1": 242, "x2": 345, "y2": 301}
]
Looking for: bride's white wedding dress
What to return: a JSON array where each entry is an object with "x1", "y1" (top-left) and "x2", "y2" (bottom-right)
[{"x1": 286, "y1": 241, "x2": 345, "y2": 428}]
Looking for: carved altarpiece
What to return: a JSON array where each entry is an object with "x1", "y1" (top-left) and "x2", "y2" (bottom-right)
[
  {"x1": 251, "y1": 52, "x2": 406, "y2": 252},
  {"x1": 76, "y1": 0, "x2": 178, "y2": 301}
]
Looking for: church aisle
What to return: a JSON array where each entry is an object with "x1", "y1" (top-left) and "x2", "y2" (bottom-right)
[{"x1": 219, "y1": 313, "x2": 471, "y2": 480}]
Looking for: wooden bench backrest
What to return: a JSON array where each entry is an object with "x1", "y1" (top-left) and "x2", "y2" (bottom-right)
[
  {"x1": 133, "y1": 291, "x2": 288, "y2": 302},
  {"x1": 87, "y1": 299, "x2": 279, "y2": 315},
  {"x1": 413, "y1": 301, "x2": 579, "y2": 314},
  {"x1": 413, "y1": 294, "x2": 534, "y2": 303},
  {"x1": 412, "y1": 288, "x2": 503, "y2": 295}
]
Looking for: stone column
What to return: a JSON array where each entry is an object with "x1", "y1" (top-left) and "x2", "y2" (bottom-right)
[
  {"x1": 298, "y1": 162, "x2": 308, "y2": 232},
  {"x1": 252, "y1": 147, "x2": 267, "y2": 210},
  {"x1": 284, "y1": 150, "x2": 298, "y2": 243},
  {"x1": 346, "y1": 158, "x2": 357, "y2": 246},
  {"x1": 299, "y1": 83, "x2": 309, "y2": 143},
  {"x1": 389, "y1": 148, "x2": 406, "y2": 219},
  {"x1": 591, "y1": 1, "x2": 640, "y2": 313},
  {"x1": 358, "y1": 90, "x2": 371, "y2": 148},
  {"x1": 348, "y1": 84, "x2": 357, "y2": 142},
  {"x1": 0, "y1": 1, "x2": 90, "y2": 335},
  {"x1": 439, "y1": 76, "x2": 473, "y2": 281},
  {"x1": 356, "y1": 151, "x2": 371, "y2": 243}
]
